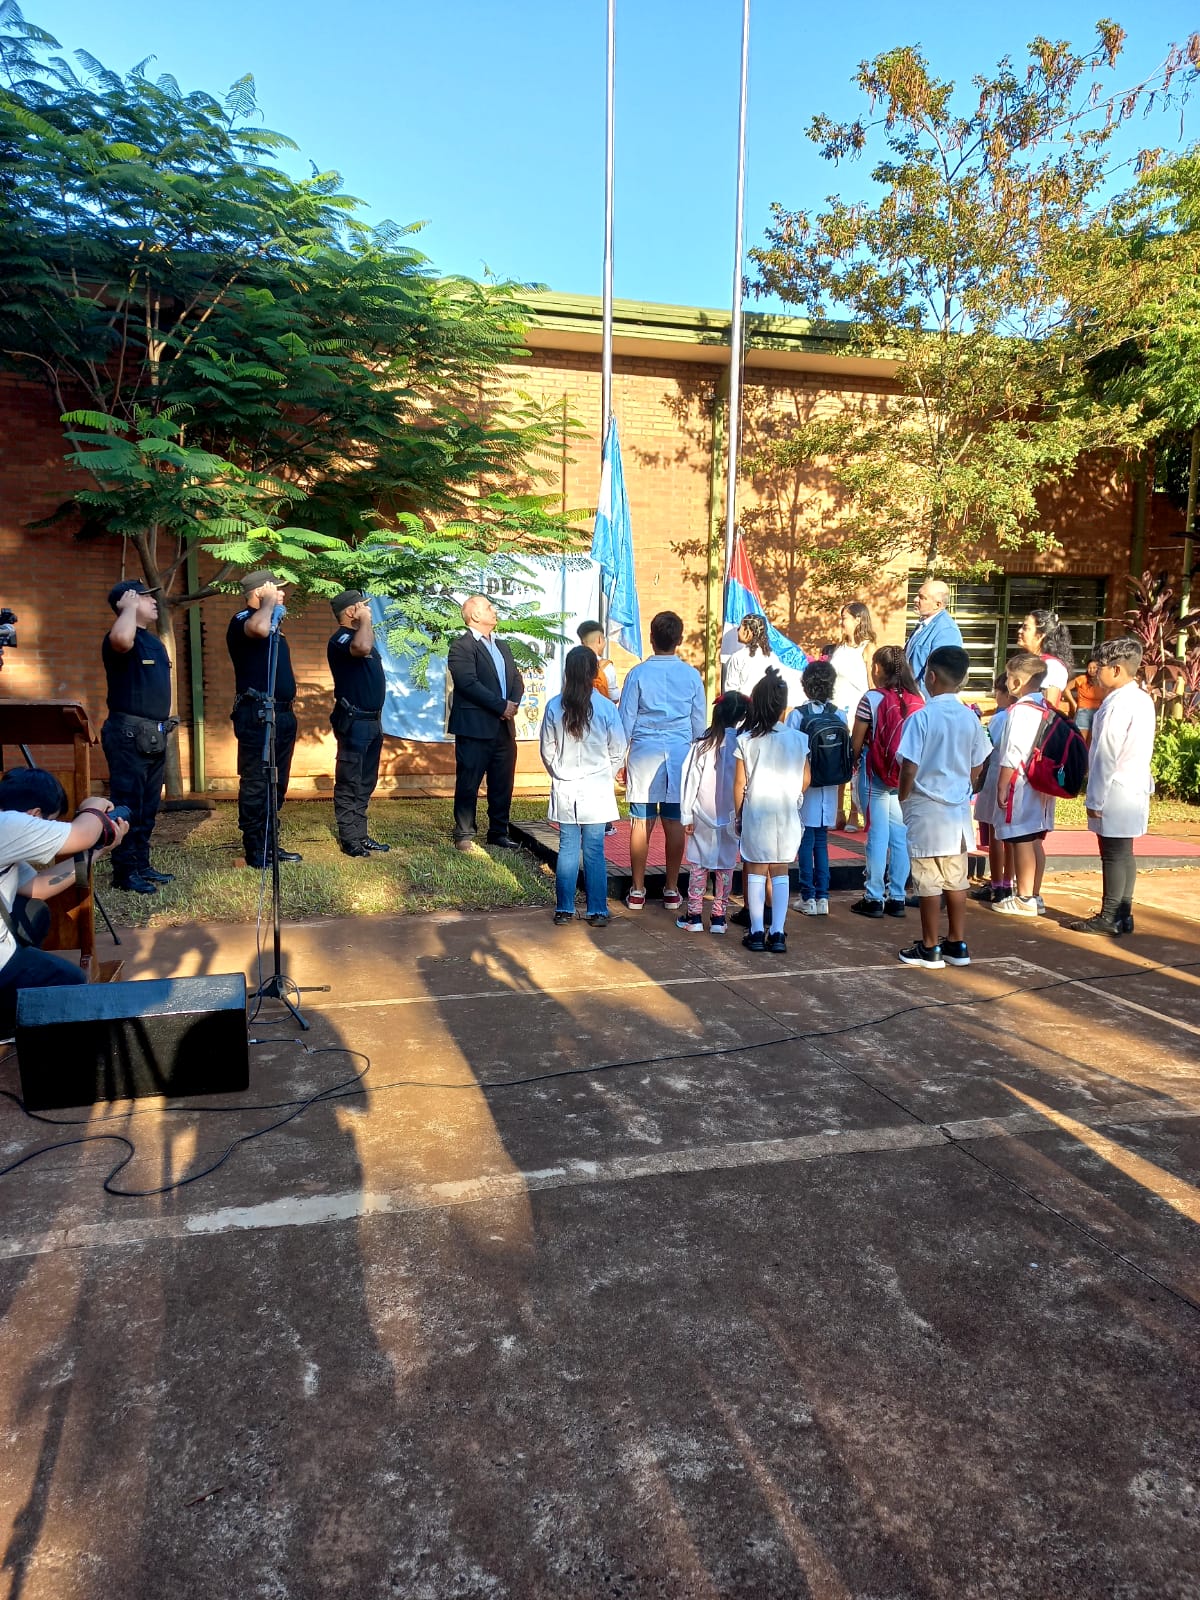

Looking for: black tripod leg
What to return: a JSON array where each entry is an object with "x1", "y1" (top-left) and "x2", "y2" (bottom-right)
[{"x1": 93, "y1": 890, "x2": 122, "y2": 946}]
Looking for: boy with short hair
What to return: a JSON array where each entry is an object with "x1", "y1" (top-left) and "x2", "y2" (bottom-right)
[
  {"x1": 577, "y1": 620, "x2": 619, "y2": 703},
  {"x1": 1067, "y1": 637, "x2": 1156, "y2": 936},
  {"x1": 896, "y1": 645, "x2": 991, "y2": 969}
]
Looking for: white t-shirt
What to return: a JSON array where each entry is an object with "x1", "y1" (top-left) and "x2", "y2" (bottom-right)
[
  {"x1": 1041, "y1": 655, "x2": 1069, "y2": 694},
  {"x1": 0, "y1": 813, "x2": 72, "y2": 973},
  {"x1": 829, "y1": 644, "x2": 869, "y2": 713}
]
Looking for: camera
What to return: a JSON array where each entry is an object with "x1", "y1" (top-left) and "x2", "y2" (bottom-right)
[
  {"x1": 110, "y1": 806, "x2": 132, "y2": 823},
  {"x1": 0, "y1": 608, "x2": 16, "y2": 659}
]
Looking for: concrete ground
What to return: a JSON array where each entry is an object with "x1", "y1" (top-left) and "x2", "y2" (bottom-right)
[{"x1": 1, "y1": 874, "x2": 1198, "y2": 1599}]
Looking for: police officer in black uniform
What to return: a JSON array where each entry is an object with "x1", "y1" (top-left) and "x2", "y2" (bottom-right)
[
  {"x1": 227, "y1": 570, "x2": 302, "y2": 868},
  {"x1": 327, "y1": 590, "x2": 390, "y2": 857},
  {"x1": 102, "y1": 579, "x2": 175, "y2": 894}
]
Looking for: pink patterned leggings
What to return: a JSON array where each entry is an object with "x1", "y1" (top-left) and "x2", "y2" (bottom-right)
[{"x1": 687, "y1": 868, "x2": 733, "y2": 917}]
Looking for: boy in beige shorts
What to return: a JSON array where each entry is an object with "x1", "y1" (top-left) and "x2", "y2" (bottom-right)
[{"x1": 895, "y1": 645, "x2": 992, "y2": 969}]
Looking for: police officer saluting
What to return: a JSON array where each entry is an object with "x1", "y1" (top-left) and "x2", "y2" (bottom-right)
[
  {"x1": 227, "y1": 570, "x2": 301, "y2": 868},
  {"x1": 328, "y1": 590, "x2": 389, "y2": 857},
  {"x1": 102, "y1": 579, "x2": 175, "y2": 894}
]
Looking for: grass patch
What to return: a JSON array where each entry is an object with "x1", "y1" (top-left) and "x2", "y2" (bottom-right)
[
  {"x1": 105, "y1": 798, "x2": 554, "y2": 928},
  {"x1": 1054, "y1": 793, "x2": 1200, "y2": 830}
]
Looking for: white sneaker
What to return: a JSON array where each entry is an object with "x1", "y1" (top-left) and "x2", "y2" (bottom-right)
[
  {"x1": 815, "y1": 897, "x2": 829, "y2": 916},
  {"x1": 798, "y1": 897, "x2": 819, "y2": 915},
  {"x1": 993, "y1": 894, "x2": 1038, "y2": 918},
  {"x1": 1033, "y1": 895, "x2": 1046, "y2": 915}
]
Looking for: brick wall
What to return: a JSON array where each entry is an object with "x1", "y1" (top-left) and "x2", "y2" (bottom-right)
[{"x1": 0, "y1": 351, "x2": 1156, "y2": 798}]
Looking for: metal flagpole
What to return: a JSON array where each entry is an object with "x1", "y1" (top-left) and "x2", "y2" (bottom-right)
[
  {"x1": 601, "y1": 0, "x2": 616, "y2": 441},
  {"x1": 723, "y1": 0, "x2": 751, "y2": 579},
  {"x1": 598, "y1": 0, "x2": 616, "y2": 629}
]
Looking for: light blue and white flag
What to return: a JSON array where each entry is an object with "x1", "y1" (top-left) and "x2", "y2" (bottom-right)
[{"x1": 591, "y1": 417, "x2": 642, "y2": 658}]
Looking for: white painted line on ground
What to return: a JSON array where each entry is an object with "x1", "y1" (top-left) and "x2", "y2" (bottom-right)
[
  {"x1": 2, "y1": 1094, "x2": 1197, "y2": 1263},
  {"x1": 1010, "y1": 956, "x2": 1200, "y2": 1039},
  {"x1": 308, "y1": 956, "x2": 1027, "y2": 1013}
]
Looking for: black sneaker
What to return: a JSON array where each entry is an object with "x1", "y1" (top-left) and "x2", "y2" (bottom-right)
[
  {"x1": 141, "y1": 866, "x2": 174, "y2": 884},
  {"x1": 850, "y1": 897, "x2": 885, "y2": 919},
  {"x1": 553, "y1": 910, "x2": 575, "y2": 925},
  {"x1": 766, "y1": 931, "x2": 787, "y2": 954},
  {"x1": 363, "y1": 837, "x2": 390, "y2": 853},
  {"x1": 675, "y1": 913, "x2": 705, "y2": 932},
  {"x1": 731, "y1": 905, "x2": 751, "y2": 927},
  {"x1": 1117, "y1": 912, "x2": 1135, "y2": 935},
  {"x1": 942, "y1": 940, "x2": 971, "y2": 966},
  {"x1": 884, "y1": 899, "x2": 907, "y2": 918},
  {"x1": 741, "y1": 930, "x2": 766, "y2": 952},
  {"x1": 709, "y1": 914, "x2": 728, "y2": 936},
  {"x1": 276, "y1": 849, "x2": 303, "y2": 864},
  {"x1": 1066, "y1": 914, "x2": 1121, "y2": 936},
  {"x1": 897, "y1": 940, "x2": 945, "y2": 969}
]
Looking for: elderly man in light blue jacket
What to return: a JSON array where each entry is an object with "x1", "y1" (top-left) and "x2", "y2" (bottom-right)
[{"x1": 905, "y1": 580, "x2": 965, "y2": 697}]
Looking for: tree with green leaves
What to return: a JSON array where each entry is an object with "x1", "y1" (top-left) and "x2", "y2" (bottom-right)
[
  {"x1": 0, "y1": 2, "x2": 585, "y2": 786},
  {"x1": 749, "y1": 23, "x2": 1199, "y2": 595}
]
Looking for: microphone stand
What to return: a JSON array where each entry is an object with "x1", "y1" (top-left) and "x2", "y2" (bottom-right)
[{"x1": 248, "y1": 604, "x2": 326, "y2": 1029}]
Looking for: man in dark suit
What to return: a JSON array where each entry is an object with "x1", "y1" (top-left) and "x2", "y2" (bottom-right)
[{"x1": 447, "y1": 594, "x2": 524, "y2": 853}]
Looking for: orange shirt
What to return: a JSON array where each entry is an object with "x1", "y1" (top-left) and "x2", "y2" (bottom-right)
[{"x1": 1068, "y1": 673, "x2": 1103, "y2": 711}]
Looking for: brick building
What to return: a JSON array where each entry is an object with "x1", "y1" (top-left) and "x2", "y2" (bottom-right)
[{"x1": 0, "y1": 292, "x2": 1181, "y2": 797}]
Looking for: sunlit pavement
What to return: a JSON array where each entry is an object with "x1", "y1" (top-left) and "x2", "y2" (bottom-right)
[{"x1": 1, "y1": 880, "x2": 1198, "y2": 1598}]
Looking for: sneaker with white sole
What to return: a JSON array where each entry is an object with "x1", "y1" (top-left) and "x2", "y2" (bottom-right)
[
  {"x1": 675, "y1": 913, "x2": 705, "y2": 932},
  {"x1": 709, "y1": 914, "x2": 728, "y2": 935},
  {"x1": 897, "y1": 940, "x2": 945, "y2": 969},
  {"x1": 796, "y1": 897, "x2": 819, "y2": 915},
  {"x1": 1033, "y1": 895, "x2": 1046, "y2": 915},
  {"x1": 942, "y1": 940, "x2": 971, "y2": 965},
  {"x1": 992, "y1": 894, "x2": 1038, "y2": 918},
  {"x1": 815, "y1": 897, "x2": 829, "y2": 916}
]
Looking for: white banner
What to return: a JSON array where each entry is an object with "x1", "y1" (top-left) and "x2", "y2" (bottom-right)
[{"x1": 374, "y1": 558, "x2": 600, "y2": 743}]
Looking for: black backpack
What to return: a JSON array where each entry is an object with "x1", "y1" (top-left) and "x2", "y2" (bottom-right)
[{"x1": 797, "y1": 703, "x2": 854, "y2": 788}]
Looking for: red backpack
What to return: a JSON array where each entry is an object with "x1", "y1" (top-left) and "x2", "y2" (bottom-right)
[
  {"x1": 1022, "y1": 702, "x2": 1089, "y2": 799},
  {"x1": 867, "y1": 687, "x2": 923, "y2": 790}
]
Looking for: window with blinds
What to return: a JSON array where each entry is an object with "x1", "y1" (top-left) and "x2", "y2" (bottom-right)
[{"x1": 904, "y1": 575, "x2": 1107, "y2": 694}]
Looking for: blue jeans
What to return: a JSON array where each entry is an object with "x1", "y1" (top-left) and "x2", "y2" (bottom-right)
[
  {"x1": 863, "y1": 776, "x2": 910, "y2": 902},
  {"x1": 798, "y1": 826, "x2": 829, "y2": 899},
  {"x1": 0, "y1": 945, "x2": 87, "y2": 1036},
  {"x1": 555, "y1": 822, "x2": 609, "y2": 916}
]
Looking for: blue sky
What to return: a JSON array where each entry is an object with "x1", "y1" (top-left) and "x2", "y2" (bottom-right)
[{"x1": 27, "y1": 0, "x2": 1198, "y2": 311}]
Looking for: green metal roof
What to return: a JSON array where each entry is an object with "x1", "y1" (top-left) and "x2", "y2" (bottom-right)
[{"x1": 517, "y1": 289, "x2": 857, "y2": 356}]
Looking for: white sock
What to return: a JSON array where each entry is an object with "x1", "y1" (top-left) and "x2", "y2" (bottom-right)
[
  {"x1": 769, "y1": 875, "x2": 790, "y2": 934},
  {"x1": 746, "y1": 873, "x2": 767, "y2": 932}
]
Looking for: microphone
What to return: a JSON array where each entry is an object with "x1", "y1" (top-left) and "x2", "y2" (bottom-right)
[{"x1": 270, "y1": 602, "x2": 287, "y2": 633}]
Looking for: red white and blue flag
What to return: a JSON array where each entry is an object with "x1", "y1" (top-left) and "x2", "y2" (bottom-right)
[{"x1": 724, "y1": 531, "x2": 807, "y2": 671}]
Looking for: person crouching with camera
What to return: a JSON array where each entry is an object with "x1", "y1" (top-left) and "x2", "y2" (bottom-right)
[
  {"x1": 0, "y1": 772, "x2": 129, "y2": 1038},
  {"x1": 102, "y1": 579, "x2": 176, "y2": 894}
]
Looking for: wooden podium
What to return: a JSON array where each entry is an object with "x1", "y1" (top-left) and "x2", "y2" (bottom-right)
[{"x1": 0, "y1": 700, "x2": 120, "y2": 981}]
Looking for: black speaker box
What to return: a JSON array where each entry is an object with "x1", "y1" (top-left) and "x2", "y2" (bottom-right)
[{"x1": 15, "y1": 974, "x2": 249, "y2": 1111}]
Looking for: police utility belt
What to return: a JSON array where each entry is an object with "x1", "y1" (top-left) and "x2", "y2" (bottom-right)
[
  {"x1": 233, "y1": 688, "x2": 294, "y2": 721},
  {"x1": 107, "y1": 710, "x2": 178, "y2": 756},
  {"x1": 331, "y1": 696, "x2": 381, "y2": 734}
]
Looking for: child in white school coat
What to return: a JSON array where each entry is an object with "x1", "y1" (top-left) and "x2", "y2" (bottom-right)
[
  {"x1": 733, "y1": 669, "x2": 810, "y2": 955},
  {"x1": 677, "y1": 690, "x2": 750, "y2": 934},
  {"x1": 896, "y1": 645, "x2": 992, "y2": 968},
  {"x1": 993, "y1": 653, "x2": 1057, "y2": 918},
  {"x1": 970, "y1": 673, "x2": 1015, "y2": 904},
  {"x1": 1067, "y1": 636, "x2": 1156, "y2": 936}
]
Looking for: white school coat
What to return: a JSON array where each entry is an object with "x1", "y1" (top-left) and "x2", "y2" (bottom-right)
[
  {"x1": 1086, "y1": 680, "x2": 1155, "y2": 838},
  {"x1": 539, "y1": 691, "x2": 627, "y2": 824},
  {"x1": 680, "y1": 731, "x2": 740, "y2": 871},
  {"x1": 619, "y1": 654, "x2": 707, "y2": 803},
  {"x1": 975, "y1": 707, "x2": 1009, "y2": 830},
  {"x1": 995, "y1": 694, "x2": 1056, "y2": 840},
  {"x1": 735, "y1": 724, "x2": 809, "y2": 863}
]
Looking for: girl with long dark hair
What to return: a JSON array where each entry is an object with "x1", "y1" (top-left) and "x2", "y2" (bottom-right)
[
  {"x1": 732, "y1": 669, "x2": 810, "y2": 953},
  {"x1": 539, "y1": 645, "x2": 627, "y2": 926},
  {"x1": 849, "y1": 645, "x2": 923, "y2": 917}
]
